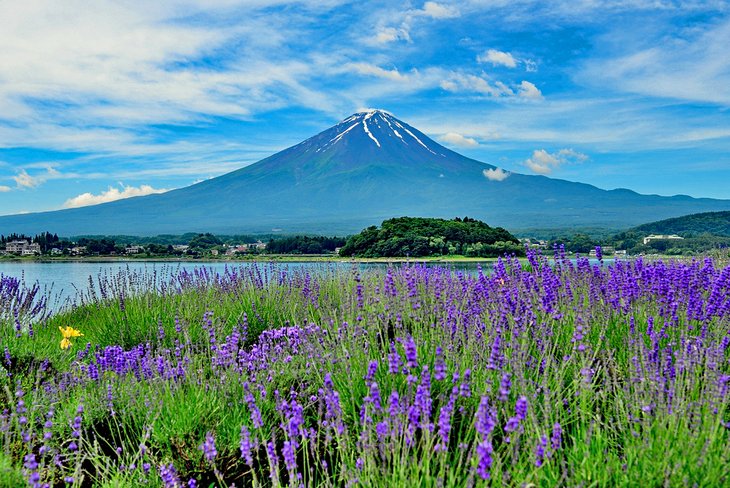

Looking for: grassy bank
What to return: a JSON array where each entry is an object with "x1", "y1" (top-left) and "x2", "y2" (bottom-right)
[{"x1": 1, "y1": 252, "x2": 729, "y2": 486}]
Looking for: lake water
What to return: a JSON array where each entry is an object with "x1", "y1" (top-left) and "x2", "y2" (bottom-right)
[{"x1": 0, "y1": 260, "x2": 492, "y2": 312}]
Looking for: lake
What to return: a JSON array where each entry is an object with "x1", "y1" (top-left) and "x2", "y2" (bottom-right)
[{"x1": 0, "y1": 260, "x2": 494, "y2": 313}]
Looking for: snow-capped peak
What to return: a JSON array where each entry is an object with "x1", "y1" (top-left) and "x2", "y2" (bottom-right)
[
  {"x1": 354, "y1": 108, "x2": 391, "y2": 116},
  {"x1": 317, "y1": 110, "x2": 444, "y2": 156}
]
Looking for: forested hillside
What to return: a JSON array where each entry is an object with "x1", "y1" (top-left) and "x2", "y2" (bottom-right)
[{"x1": 339, "y1": 217, "x2": 522, "y2": 257}]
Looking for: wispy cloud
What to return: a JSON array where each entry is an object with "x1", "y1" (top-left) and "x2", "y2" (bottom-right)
[
  {"x1": 347, "y1": 63, "x2": 412, "y2": 82},
  {"x1": 63, "y1": 184, "x2": 170, "y2": 208},
  {"x1": 438, "y1": 132, "x2": 478, "y2": 147},
  {"x1": 441, "y1": 73, "x2": 513, "y2": 97},
  {"x1": 12, "y1": 167, "x2": 61, "y2": 189},
  {"x1": 0, "y1": 185, "x2": 11, "y2": 192},
  {"x1": 578, "y1": 16, "x2": 730, "y2": 105},
  {"x1": 370, "y1": 1, "x2": 460, "y2": 45},
  {"x1": 525, "y1": 148, "x2": 588, "y2": 175}
]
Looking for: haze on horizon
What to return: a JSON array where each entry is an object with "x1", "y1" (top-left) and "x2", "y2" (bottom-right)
[{"x1": 0, "y1": 0, "x2": 729, "y2": 216}]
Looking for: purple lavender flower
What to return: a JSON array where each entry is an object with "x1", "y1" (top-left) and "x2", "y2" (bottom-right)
[
  {"x1": 282, "y1": 440, "x2": 297, "y2": 473},
  {"x1": 498, "y1": 373, "x2": 511, "y2": 402},
  {"x1": 459, "y1": 369, "x2": 471, "y2": 398},
  {"x1": 535, "y1": 435, "x2": 548, "y2": 467},
  {"x1": 388, "y1": 342, "x2": 402, "y2": 374},
  {"x1": 200, "y1": 432, "x2": 217, "y2": 462},
  {"x1": 505, "y1": 396, "x2": 528, "y2": 433},
  {"x1": 476, "y1": 440, "x2": 493, "y2": 479},
  {"x1": 364, "y1": 360, "x2": 378, "y2": 382},
  {"x1": 475, "y1": 396, "x2": 496, "y2": 437},
  {"x1": 388, "y1": 390, "x2": 401, "y2": 418},
  {"x1": 404, "y1": 336, "x2": 418, "y2": 370},
  {"x1": 159, "y1": 463, "x2": 179, "y2": 487},
  {"x1": 435, "y1": 387, "x2": 458, "y2": 451},
  {"x1": 551, "y1": 422, "x2": 562, "y2": 451},
  {"x1": 416, "y1": 366, "x2": 433, "y2": 428},
  {"x1": 240, "y1": 425, "x2": 254, "y2": 465},
  {"x1": 434, "y1": 346, "x2": 447, "y2": 381},
  {"x1": 24, "y1": 453, "x2": 40, "y2": 488}
]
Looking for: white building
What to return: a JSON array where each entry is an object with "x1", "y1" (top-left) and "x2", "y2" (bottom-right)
[
  {"x1": 643, "y1": 234, "x2": 684, "y2": 245},
  {"x1": 4, "y1": 240, "x2": 41, "y2": 255}
]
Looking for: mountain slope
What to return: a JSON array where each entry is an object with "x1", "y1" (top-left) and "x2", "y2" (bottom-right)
[
  {"x1": 1, "y1": 110, "x2": 730, "y2": 235},
  {"x1": 633, "y1": 211, "x2": 730, "y2": 237}
]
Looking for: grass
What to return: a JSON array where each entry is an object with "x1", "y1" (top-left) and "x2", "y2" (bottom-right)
[{"x1": 1, "y1": 252, "x2": 729, "y2": 486}]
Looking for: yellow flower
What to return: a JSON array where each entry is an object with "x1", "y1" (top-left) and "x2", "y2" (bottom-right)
[{"x1": 59, "y1": 326, "x2": 83, "y2": 349}]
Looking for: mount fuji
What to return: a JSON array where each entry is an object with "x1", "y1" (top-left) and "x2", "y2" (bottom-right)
[{"x1": 2, "y1": 109, "x2": 730, "y2": 236}]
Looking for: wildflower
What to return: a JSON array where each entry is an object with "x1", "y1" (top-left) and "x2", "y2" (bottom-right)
[
  {"x1": 364, "y1": 360, "x2": 378, "y2": 382},
  {"x1": 59, "y1": 326, "x2": 83, "y2": 349},
  {"x1": 240, "y1": 425, "x2": 254, "y2": 465},
  {"x1": 459, "y1": 369, "x2": 471, "y2": 397},
  {"x1": 476, "y1": 440, "x2": 493, "y2": 479},
  {"x1": 550, "y1": 422, "x2": 562, "y2": 451},
  {"x1": 505, "y1": 396, "x2": 528, "y2": 433},
  {"x1": 159, "y1": 463, "x2": 179, "y2": 487},
  {"x1": 200, "y1": 432, "x2": 217, "y2": 462},
  {"x1": 404, "y1": 336, "x2": 418, "y2": 369},
  {"x1": 475, "y1": 396, "x2": 496, "y2": 437},
  {"x1": 434, "y1": 346, "x2": 447, "y2": 381},
  {"x1": 388, "y1": 342, "x2": 402, "y2": 374},
  {"x1": 535, "y1": 435, "x2": 548, "y2": 466},
  {"x1": 498, "y1": 373, "x2": 511, "y2": 402}
]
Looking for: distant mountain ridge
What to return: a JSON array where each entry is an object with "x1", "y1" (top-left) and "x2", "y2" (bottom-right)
[
  {"x1": 1, "y1": 109, "x2": 730, "y2": 235},
  {"x1": 633, "y1": 211, "x2": 730, "y2": 237}
]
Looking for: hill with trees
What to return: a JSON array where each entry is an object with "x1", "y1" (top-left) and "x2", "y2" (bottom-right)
[
  {"x1": 632, "y1": 211, "x2": 730, "y2": 237},
  {"x1": 546, "y1": 211, "x2": 730, "y2": 256},
  {"x1": 338, "y1": 217, "x2": 522, "y2": 258}
]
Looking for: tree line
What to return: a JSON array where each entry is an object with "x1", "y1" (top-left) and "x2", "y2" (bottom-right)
[{"x1": 339, "y1": 217, "x2": 523, "y2": 258}]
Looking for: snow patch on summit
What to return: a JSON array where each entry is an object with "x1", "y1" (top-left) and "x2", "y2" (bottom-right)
[
  {"x1": 392, "y1": 119, "x2": 437, "y2": 155},
  {"x1": 317, "y1": 110, "x2": 446, "y2": 155},
  {"x1": 362, "y1": 119, "x2": 381, "y2": 147}
]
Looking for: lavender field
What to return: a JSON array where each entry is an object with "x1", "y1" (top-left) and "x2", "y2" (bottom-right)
[{"x1": 1, "y1": 249, "x2": 729, "y2": 487}]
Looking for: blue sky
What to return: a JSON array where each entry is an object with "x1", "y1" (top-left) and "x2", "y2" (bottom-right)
[{"x1": 1, "y1": 0, "x2": 729, "y2": 215}]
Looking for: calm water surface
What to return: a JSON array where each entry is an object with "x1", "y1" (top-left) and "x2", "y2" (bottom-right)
[{"x1": 0, "y1": 260, "x2": 491, "y2": 312}]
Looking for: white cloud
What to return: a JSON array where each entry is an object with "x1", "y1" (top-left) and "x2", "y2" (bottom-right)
[
  {"x1": 441, "y1": 73, "x2": 542, "y2": 100},
  {"x1": 11, "y1": 166, "x2": 63, "y2": 189},
  {"x1": 63, "y1": 184, "x2": 170, "y2": 208},
  {"x1": 477, "y1": 49, "x2": 517, "y2": 68},
  {"x1": 483, "y1": 167, "x2": 510, "y2": 181},
  {"x1": 13, "y1": 167, "x2": 60, "y2": 189},
  {"x1": 518, "y1": 80, "x2": 542, "y2": 99},
  {"x1": 578, "y1": 16, "x2": 730, "y2": 105},
  {"x1": 0, "y1": 185, "x2": 11, "y2": 192},
  {"x1": 0, "y1": 1, "x2": 346, "y2": 156},
  {"x1": 419, "y1": 2, "x2": 460, "y2": 19},
  {"x1": 370, "y1": 2, "x2": 459, "y2": 45},
  {"x1": 438, "y1": 132, "x2": 478, "y2": 147},
  {"x1": 13, "y1": 170, "x2": 41, "y2": 189},
  {"x1": 347, "y1": 63, "x2": 410, "y2": 82},
  {"x1": 441, "y1": 73, "x2": 513, "y2": 97},
  {"x1": 373, "y1": 26, "x2": 410, "y2": 43},
  {"x1": 525, "y1": 148, "x2": 588, "y2": 174}
]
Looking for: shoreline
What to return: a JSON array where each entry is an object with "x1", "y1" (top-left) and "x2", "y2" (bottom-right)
[{"x1": 0, "y1": 255, "x2": 503, "y2": 264}]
